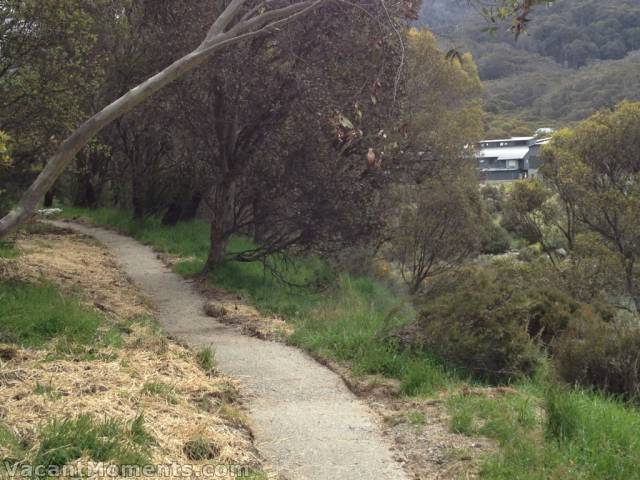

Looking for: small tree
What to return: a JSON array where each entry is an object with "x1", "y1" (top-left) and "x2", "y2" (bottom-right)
[
  {"x1": 391, "y1": 173, "x2": 485, "y2": 294},
  {"x1": 542, "y1": 102, "x2": 640, "y2": 311},
  {"x1": 502, "y1": 179, "x2": 563, "y2": 267}
]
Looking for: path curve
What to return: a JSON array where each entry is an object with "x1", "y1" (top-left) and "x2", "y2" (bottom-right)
[{"x1": 52, "y1": 221, "x2": 408, "y2": 480}]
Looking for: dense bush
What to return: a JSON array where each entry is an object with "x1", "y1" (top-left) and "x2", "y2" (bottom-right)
[
  {"x1": 396, "y1": 263, "x2": 551, "y2": 382},
  {"x1": 552, "y1": 315, "x2": 640, "y2": 401},
  {"x1": 481, "y1": 222, "x2": 512, "y2": 255},
  {"x1": 395, "y1": 261, "x2": 618, "y2": 384}
]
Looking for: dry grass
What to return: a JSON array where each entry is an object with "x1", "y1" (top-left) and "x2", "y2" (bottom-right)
[
  {"x1": 1, "y1": 228, "x2": 149, "y2": 321},
  {"x1": 193, "y1": 279, "x2": 294, "y2": 341},
  {"x1": 0, "y1": 225, "x2": 262, "y2": 478}
]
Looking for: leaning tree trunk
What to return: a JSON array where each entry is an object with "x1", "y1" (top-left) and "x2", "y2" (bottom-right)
[{"x1": 0, "y1": 0, "x2": 321, "y2": 239}]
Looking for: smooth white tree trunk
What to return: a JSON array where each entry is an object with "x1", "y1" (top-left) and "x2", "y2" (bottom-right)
[{"x1": 0, "y1": 0, "x2": 319, "y2": 238}]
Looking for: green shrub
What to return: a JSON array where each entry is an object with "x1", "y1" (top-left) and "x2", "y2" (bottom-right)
[
  {"x1": 525, "y1": 288, "x2": 581, "y2": 346},
  {"x1": 399, "y1": 261, "x2": 608, "y2": 384},
  {"x1": 480, "y1": 185, "x2": 504, "y2": 214},
  {"x1": 398, "y1": 264, "x2": 557, "y2": 383},
  {"x1": 552, "y1": 314, "x2": 640, "y2": 400},
  {"x1": 481, "y1": 222, "x2": 512, "y2": 255}
]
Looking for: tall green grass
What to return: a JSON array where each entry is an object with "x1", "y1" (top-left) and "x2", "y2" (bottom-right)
[
  {"x1": 449, "y1": 385, "x2": 640, "y2": 480},
  {"x1": 61, "y1": 207, "x2": 211, "y2": 259},
  {"x1": 0, "y1": 281, "x2": 110, "y2": 347}
]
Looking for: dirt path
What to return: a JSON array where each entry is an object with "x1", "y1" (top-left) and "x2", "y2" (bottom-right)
[{"x1": 51, "y1": 221, "x2": 408, "y2": 480}]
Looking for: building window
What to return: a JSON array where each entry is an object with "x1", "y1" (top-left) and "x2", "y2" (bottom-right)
[{"x1": 507, "y1": 160, "x2": 518, "y2": 169}]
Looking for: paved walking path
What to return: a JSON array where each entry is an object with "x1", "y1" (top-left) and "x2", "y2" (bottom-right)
[{"x1": 52, "y1": 221, "x2": 408, "y2": 480}]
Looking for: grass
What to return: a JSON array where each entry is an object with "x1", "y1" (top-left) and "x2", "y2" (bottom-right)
[
  {"x1": 141, "y1": 381, "x2": 177, "y2": 404},
  {"x1": 183, "y1": 436, "x2": 219, "y2": 461},
  {"x1": 33, "y1": 382, "x2": 59, "y2": 398},
  {"x1": 406, "y1": 410, "x2": 426, "y2": 426},
  {"x1": 60, "y1": 207, "x2": 640, "y2": 479},
  {"x1": 216, "y1": 403, "x2": 248, "y2": 427},
  {"x1": 34, "y1": 414, "x2": 152, "y2": 470},
  {"x1": 0, "y1": 241, "x2": 19, "y2": 258},
  {"x1": 195, "y1": 347, "x2": 216, "y2": 372},
  {"x1": 0, "y1": 280, "x2": 114, "y2": 348},
  {"x1": 0, "y1": 422, "x2": 24, "y2": 461},
  {"x1": 61, "y1": 207, "x2": 211, "y2": 260},
  {"x1": 448, "y1": 384, "x2": 640, "y2": 480}
]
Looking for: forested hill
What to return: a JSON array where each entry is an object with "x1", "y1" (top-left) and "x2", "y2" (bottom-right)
[{"x1": 418, "y1": 0, "x2": 640, "y2": 137}]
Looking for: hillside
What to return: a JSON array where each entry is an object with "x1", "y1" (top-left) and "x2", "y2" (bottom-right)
[{"x1": 418, "y1": 0, "x2": 640, "y2": 136}]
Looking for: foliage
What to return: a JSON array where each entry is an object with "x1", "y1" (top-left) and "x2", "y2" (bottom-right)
[
  {"x1": 481, "y1": 221, "x2": 512, "y2": 255},
  {"x1": 382, "y1": 29, "x2": 485, "y2": 293},
  {"x1": 541, "y1": 102, "x2": 640, "y2": 310},
  {"x1": 87, "y1": 0, "x2": 417, "y2": 270},
  {"x1": 0, "y1": 131, "x2": 11, "y2": 169},
  {"x1": 552, "y1": 314, "x2": 640, "y2": 401},
  {"x1": 389, "y1": 173, "x2": 485, "y2": 293},
  {"x1": 398, "y1": 263, "x2": 556, "y2": 383},
  {"x1": 501, "y1": 179, "x2": 566, "y2": 264},
  {"x1": 0, "y1": 0, "x2": 124, "y2": 207},
  {"x1": 400, "y1": 28, "x2": 484, "y2": 179},
  {"x1": 419, "y1": 0, "x2": 640, "y2": 132}
]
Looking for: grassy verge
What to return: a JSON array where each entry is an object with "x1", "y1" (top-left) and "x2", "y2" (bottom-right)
[
  {"x1": 0, "y1": 280, "x2": 122, "y2": 349},
  {"x1": 0, "y1": 280, "x2": 154, "y2": 473},
  {"x1": 59, "y1": 207, "x2": 640, "y2": 479},
  {"x1": 449, "y1": 385, "x2": 640, "y2": 479},
  {"x1": 1, "y1": 232, "x2": 268, "y2": 478}
]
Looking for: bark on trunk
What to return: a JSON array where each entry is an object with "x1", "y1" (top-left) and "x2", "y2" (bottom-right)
[
  {"x1": 73, "y1": 173, "x2": 97, "y2": 207},
  {"x1": 43, "y1": 191, "x2": 54, "y2": 208},
  {"x1": 624, "y1": 259, "x2": 640, "y2": 313},
  {"x1": 205, "y1": 180, "x2": 237, "y2": 271}
]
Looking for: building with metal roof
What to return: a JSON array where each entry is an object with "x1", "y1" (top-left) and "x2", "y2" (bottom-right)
[{"x1": 476, "y1": 136, "x2": 551, "y2": 182}]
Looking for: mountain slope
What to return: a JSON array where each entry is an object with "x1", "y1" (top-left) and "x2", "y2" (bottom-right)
[{"x1": 417, "y1": 0, "x2": 640, "y2": 136}]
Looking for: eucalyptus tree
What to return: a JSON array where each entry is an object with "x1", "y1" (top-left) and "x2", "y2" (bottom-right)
[
  {"x1": 541, "y1": 102, "x2": 640, "y2": 311},
  {"x1": 0, "y1": 0, "x2": 548, "y2": 239}
]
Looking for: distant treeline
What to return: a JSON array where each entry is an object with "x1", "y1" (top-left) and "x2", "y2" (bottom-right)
[{"x1": 418, "y1": 0, "x2": 640, "y2": 136}]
